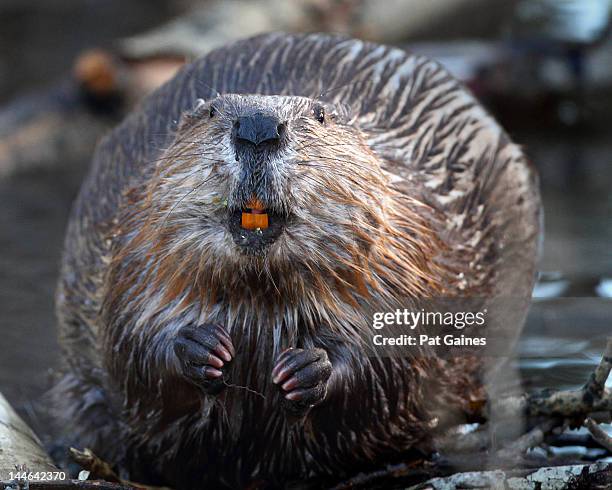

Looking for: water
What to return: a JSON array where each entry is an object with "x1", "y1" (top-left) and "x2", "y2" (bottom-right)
[
  {"x1": 514, "y1": 125, "x2": 612, "y2": 392},
  {"x1": 0, "y1": 165, "x2": 83, "y2": 409}
]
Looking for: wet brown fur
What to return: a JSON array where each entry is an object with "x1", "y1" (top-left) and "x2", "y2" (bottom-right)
[{"x1": 54, "y1": 33, "x2": 541, "y2": 489}]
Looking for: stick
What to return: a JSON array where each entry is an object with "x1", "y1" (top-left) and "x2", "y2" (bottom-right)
[
  {"x1": 493, "y1": 338, "x2": 612, "y2": 421},
  {"x1": 585, "y1": 417, "x2": 612, "y2": 452},
  {"x1": 69, "y1": 448, "x2": 171, "y2": 490},
  {"x1": 495, "y1": 420, "x2": 558, "y2": 462},
  {"x1": 329, "y1": 461, "x2": 434, "y2": 490},
  {"x1": 585, "y1": 338, "x2": 612, "y2": 401}
]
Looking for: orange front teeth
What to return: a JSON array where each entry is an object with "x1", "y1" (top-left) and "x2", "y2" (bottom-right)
[
  {"x1": 241, "y1": 212, "x2": 269, "y2": 230},
  {"x1": 241, "y1": 197, "x2": 269, "y2": 230}
]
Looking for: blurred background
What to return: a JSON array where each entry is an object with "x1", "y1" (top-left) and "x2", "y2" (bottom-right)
[{"x1": 0, "y1": 0, "x2": 611, "y2": 457}]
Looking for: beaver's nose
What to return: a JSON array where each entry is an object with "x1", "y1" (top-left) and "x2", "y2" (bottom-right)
[{"x1": 234, "y1": 114, "x2": 283, "y2": 148}]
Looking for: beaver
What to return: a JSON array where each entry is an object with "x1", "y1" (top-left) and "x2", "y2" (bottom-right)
[{"x1": 54, "y1": 33, "x2": 541, "y2": 488}]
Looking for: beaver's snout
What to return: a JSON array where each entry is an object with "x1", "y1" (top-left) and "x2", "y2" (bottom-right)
[
  {"x1": 234, "y1": 113, "x2": 285, "y2": 148},
  {"x1": 233, "y1": 113, "x2": 287, "y2": 160}
]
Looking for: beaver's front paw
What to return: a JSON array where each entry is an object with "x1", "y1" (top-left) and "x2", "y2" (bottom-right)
[
  {"x1": 272, "y1": 348, "x2": 332, "y2": 417},
  {"x1": 174, "y1": 323, "x2": 234, "y2": 395}
]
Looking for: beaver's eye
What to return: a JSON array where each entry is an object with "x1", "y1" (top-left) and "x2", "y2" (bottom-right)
[
  {"x1": 209, "y1": 106, "x2": 216, "y2": 118},
  {"x1": 313, "y1": 105, "x2": 325, "y2": 124}
]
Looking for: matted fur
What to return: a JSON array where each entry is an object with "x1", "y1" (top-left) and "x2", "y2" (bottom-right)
[{"x1": 54, "y1": 33, "x2": 540, "y2": 488}]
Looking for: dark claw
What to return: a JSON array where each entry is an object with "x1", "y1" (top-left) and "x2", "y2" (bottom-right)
[
  {"x1": 272, "y1": 348, "x2": 332, "y2": 417},
  {"x1": 174, "y1": 323, "x2": 234, "y2": 394},
  {"x1": 272, "y1": 348, "x2": 322, "y2": 384},
  {"x1": 214, "y1": 326, "x2": 235, "y2": 358}
]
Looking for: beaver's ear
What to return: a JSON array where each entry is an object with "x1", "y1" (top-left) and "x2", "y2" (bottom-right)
[{"x1": 177, "y1": 98, "x2": 208, "y2": 130}]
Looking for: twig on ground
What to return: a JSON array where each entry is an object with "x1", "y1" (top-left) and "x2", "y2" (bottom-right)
[
  {"x1": 585, "y1": 417, "x2": 612, "y2": 452},
  {"x1": 329, "y1": 461, "x2": 434, "y2": 490},
  {"x1": 69, "y1": 448, "x2": 171, "y2": 490},
  {"x1": 493, "y1": 338, "x2": 612, "y2": 421},
  {"x1": 495, "y1": 419, "x2": 559, "y2": 463},
  {"x1": 69, "y1": 448, "x2": 121, "y2": 483},
  {"x1": 434, "y1": 424, "x2": 489, "y2": 454},
  {"x1": 587, "y1": 339, "x2": 612, "y2": 399}
]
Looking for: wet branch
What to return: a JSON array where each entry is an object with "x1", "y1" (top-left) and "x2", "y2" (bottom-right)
[
  {"x1": 494, "y1": 338, "x2": 612, "y2": 422},
  {"x1": 585, "y1": 417, "x2": 612, "y2": 452}
]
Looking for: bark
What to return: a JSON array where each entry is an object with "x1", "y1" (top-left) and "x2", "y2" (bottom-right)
[
  {"x1": 0, "y1": 392, "x2": 57, "y2": 479},
  {"x1": 406, "y1": 462, "x2": 612, "y2": 490},
  {"x1": 585, "y1": 417, "x2": 612, "y2": 452}
]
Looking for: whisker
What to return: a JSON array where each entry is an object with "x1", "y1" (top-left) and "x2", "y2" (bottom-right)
[
  {"x1": 317, "y1": 78, "x2": 363, "y2": 100},
  {"x1": 157, "y1": 174, "x2": 217, "y2": 233},
  {"x1": 193, "y1": 76, "x2": 222, "y2": 99},
  {"x1": 295, "y1": 157, "x2": 375, "y2": 174}
]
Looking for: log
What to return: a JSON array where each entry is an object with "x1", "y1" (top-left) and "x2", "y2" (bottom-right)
[
  {"x1": 0, "y1": 393, "x2": 138, "y2": 489},
  {"x1": 406, "y1": 462, "x2": 612, "y2": 490},
  {"x1": 0, "y1": 52, "x2": 181, "y2": 179},
  {"x1": 118, "y1": 0, "x2": 516, "y2": 60},
  {"x1": 0, "y1": 392, "x2": 57, "y2": 479}
]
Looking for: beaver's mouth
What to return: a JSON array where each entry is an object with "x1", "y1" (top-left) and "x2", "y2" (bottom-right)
[{"x1": 227, "y1": 206, "x2": 287, "y2": 253}]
